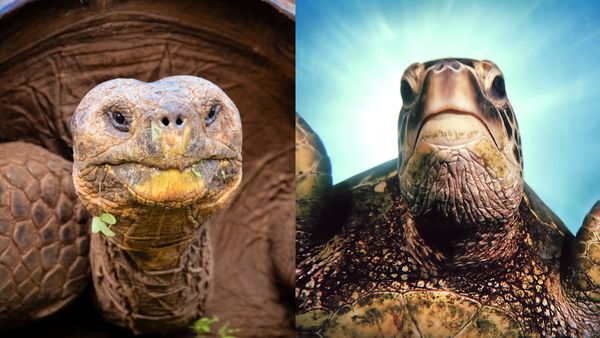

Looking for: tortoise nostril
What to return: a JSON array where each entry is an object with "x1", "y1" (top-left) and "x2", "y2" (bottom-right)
[
  {"x1": 161, "y1": 117, "x2": 170, "y2": 126},
  {"x1": 449, "y1": 61, "x2": 460, "y2": 70},
  {"x1": 175, "y1": 117, "x2": 184, "y2": 126}
]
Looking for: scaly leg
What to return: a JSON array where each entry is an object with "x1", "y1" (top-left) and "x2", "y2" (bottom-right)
[{"x1": 0, "y1": 142, "x2": 89, "y2": 327}]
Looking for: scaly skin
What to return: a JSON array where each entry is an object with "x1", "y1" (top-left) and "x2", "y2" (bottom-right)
[
  {"x1": 296, "y1": 162, "x2": 597, "y2": 336},
  {"x1": 71, "y1": 76, "x2": 242, "y2": 334},
  {"x1": 0, "y1": 1, "x2": 294, "y2": 335},
  {"x1": 0, "y1": 142, "x2": 90, "y2": 328},
  {"x1": 568, "y1": 202, "x2": 600, "y2": 320},
  {"x1": 296, "y1": 114, "x2": 332, "y2": 258},
  {"x1": 296, "y1": 59, "x2": 600, "y2": 336}
]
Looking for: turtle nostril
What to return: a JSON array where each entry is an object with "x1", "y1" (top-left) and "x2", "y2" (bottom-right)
[
  {"x1": 449, "y1": 61, "x2": 460, "y2": 70},
  {"x1": 175, "y1": 117, "x2": 184, "y2": 126},
  {"x1": 161, "y1": 117, "x2": 170, "y2": 126},
  {"x1": 433, "y1": 61, "x2": 461, "y2": 72}
]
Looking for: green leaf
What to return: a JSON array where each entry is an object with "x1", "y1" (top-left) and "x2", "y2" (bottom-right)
[
  {"x1": 220, "y1": 169, "x2": 226, "y2": 180},
  {"x1": 91, "y1": 216, "x2": 115, "y2": 237},
  {"x1": 151, "y1": 120, "x2": 161, "y2": 142},
  {"x1": 191, "y1": 316, "x2": 219, "y2": 336},
  {"x1": 192, "y1": 166, "x2": 202, "y2": 178},
  {"x1": 98, "y1": 222, "x2": 115, "y2": 237},
  {"x1": 192, "y1": 321, "x2": 209, "y2": 333},
  {"x1": 100, "y1": 213, "x2": 117, "y2": 225},
  {"x1": 91, "y1": 217, "x2": 103, "y2": 233},
  {"x1": 217, "y1": 322, "x2": 239, "y2": 338}
]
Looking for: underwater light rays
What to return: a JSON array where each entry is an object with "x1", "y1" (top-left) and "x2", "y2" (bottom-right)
[{"x1": 297, "y1": 0, "x2": 600, "y2": 232}]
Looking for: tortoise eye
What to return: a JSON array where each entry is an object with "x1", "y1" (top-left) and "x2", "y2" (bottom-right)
[
  {"x1": 400, "y1": 80, "x2": 416, "y2": 105},
  {"x1": 109, "y1": 110, "x2": 130, "y2": 132},
  {"x1": 206, "y1": 104, "x2": 221, "y2": 126},
  {"x1": 491, "y1": 75, "x2": 506, "y2": 99}
]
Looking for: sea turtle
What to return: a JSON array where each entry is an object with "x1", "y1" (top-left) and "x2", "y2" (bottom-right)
[
  {"x1": 296, "y1": 58, "x2": 600, "y2": 337},
  {"x1": 0, "y1": 0, "x2": 295, "y2": 336}
]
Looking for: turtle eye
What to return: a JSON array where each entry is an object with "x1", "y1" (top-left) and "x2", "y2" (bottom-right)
[
  {"x1": 206, "y1": 104, "x2": 221, "y2": 126},
  {"x1": 400, "y1": 80, "x2": 416, "y2": 105},
  {"x1": 491, "y1": 75, "x2": 506, "y2": 99},
  {"x1": 108, "y1": 110, "x2": 130, "y2": 132}
]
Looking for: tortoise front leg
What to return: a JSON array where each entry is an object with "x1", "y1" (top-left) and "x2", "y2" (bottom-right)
[
  {"x1": 568, "y1": 201, "x2": 600, "y2": 333},
  {"x1": 0, "y1": 142, "x2": 90, "y2": 327}
]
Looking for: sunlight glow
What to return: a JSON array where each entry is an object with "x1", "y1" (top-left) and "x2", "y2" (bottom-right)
[{"x1": 297, "y1": 0, "x2": 600, "y2": 233}]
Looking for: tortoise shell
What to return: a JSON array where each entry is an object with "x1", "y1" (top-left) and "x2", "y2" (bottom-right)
[{"x1": 0, "y1": 0, "x2": 295, "y2": 336}]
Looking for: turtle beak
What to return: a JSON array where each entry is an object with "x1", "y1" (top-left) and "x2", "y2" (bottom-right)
[
  {"x1": 407, "y1": 60, "x2": 500, "y2": 153},
  {"x1": 422, "y1": 60, "x2": 482, "y2": 120}
]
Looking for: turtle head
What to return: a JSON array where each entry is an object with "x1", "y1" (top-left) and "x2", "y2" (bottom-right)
[
  {"x1": 71, "y1": 76, "x2": 242, "y2": 247},
  {"x1": 398, "y1": 59, "x2": 523, "y2": 228}
]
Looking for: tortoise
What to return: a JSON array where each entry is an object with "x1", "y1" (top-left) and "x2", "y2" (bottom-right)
[
  {"x1": 295, "y1": 58, "x2": 600, "y2": 337},
  {"x1": 0, "y1": 0, "x2": 295, "y2": 336}
]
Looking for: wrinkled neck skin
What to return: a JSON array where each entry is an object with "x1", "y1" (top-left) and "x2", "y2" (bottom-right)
[
  {"x1": 90, "y1": 204, "x2": 213, "y2": 334},
  {"x1": 403, "y1": 209, "x2": 523, "y2": 276},
  {"x1": 100, "y1": 204, "x2": 212, "y2": 269}
]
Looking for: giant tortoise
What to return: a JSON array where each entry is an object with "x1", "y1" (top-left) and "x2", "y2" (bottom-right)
[
  {"x1": 0, "y1": 0, "x2": 295, "y2": 336},
  {"x1": 296, "y1": 58, "x2": 600, "y2": 337}
]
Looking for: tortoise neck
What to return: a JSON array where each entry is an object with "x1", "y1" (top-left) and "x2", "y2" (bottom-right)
[
  {"x1": 89, "y1": 205, "x2": 214, "y2": 333},
  {"x1": 103, "y1": 205, "x2": 211, "y2": 269},
  {"x1": 90, "y1": 223, "x2": 212, "y2": 334}
]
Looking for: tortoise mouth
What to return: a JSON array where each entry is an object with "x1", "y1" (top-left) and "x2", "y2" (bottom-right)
[
  {"x1": 110, "y1": 158, "x2": 241, "y2": 206},
  {"x1": 415, "y1": 111, "x2": 497, "y2": 150}
]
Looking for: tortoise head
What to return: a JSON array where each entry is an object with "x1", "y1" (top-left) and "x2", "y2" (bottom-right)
[
  {"x1": 398, "y1": 59, "x2": 523, "y2": 227},
  {"x1": 71, "y1": 76, "x2": 242, "y2": 247}
]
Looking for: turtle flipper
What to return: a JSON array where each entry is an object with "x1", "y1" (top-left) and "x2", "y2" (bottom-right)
[
  {"x1": 571, "y1": 202, "x2": 600, "y2": 302},
  {"x1": 295, "y1": 114, "x2": 332, "y2": 257},
  {"x1": 568, "y1": 201, "x2": 600, "y2": 329}
]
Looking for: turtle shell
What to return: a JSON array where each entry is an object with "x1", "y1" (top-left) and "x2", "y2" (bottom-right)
[
  {"x1": 297, "y1": 290, "x2": 523, "y2": 337},
  {"x1": 296, "y1": 158, "x2": 582, "y2": 336},
  {"x1": 0, "y1": 0, "x2": 294, "y2": 336}
]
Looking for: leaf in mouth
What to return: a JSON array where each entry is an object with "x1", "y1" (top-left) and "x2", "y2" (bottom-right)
[
  {"x1": 100, "y1": 212, "x2": 117, "y2": 225},
  {"x1": 192, "y1": 165, "x2": 203, "y2": 178},
  {"x1": 92, "y1": 215, "x2": 116, "y2": 237}
]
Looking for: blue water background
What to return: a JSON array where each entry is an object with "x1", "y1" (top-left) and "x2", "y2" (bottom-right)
[{"x1": 297, "y1": 0, "x2": 600, "y2": 233}]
